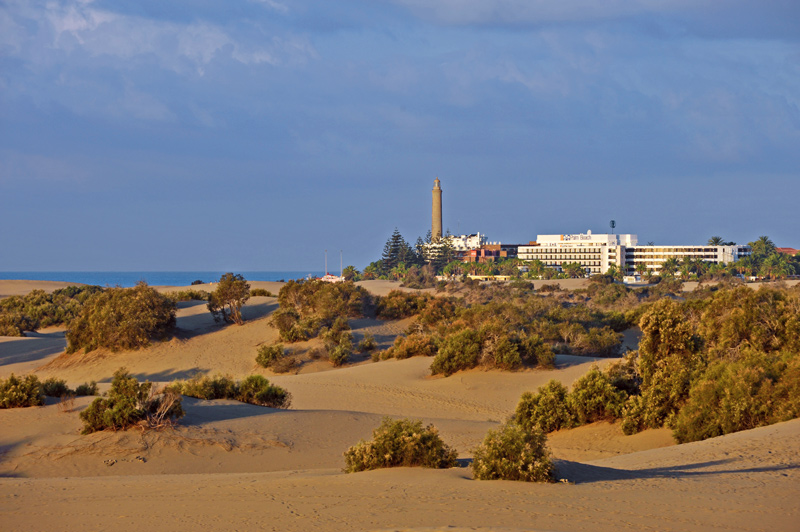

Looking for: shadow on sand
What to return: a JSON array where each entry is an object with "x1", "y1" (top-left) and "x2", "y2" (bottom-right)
[{"x1": 554, "y1": 458, "x2": 800, "y2": 484}]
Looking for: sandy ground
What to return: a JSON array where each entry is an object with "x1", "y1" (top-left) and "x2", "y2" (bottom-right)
[{"x1": 1, "y1": 279, "x2": 799, "y2": 531}]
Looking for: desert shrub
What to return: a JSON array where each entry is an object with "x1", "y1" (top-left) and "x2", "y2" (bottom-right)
[
  {"x1": 672, "y1": 351, "x2": 800, "y2": 443},
  {"x1": 256, "y1": 344, "x2": 287, "y2": 368},
  {"x1": 343, "y1": 417, "x2": 458, "y2": 473},
  {"x1": 401, "y1": 264, "x2": 437, "y2": 289},
  {"x1": 620, "y1": 395, "x2": 647, "y2": 435},
  {"x1": 80, "y1": 369, "x2": 184, "y2": 434},
  {"x1": 271, "y1": 308, "x2": 312, "y2": 343},
  {"x1": 416, "y1": 297, "x2": 459, "y2": 329},
  {"x1": 514, "y1": 380, "x2": 574, "y2": 433},
  {"x1": 375, "y1": 290, "x2": 430, "y2": 320},
  {"x1": 75, "y1": 381, "x2": 98, "y2": 396},
  {"x1": 167, "y1": 374, "x2": 238, "y2": 400},
  {"x1": 0, "y1": 374, "x2": 45, "y2": 408},
  {"x1": 567, "y1": 367, "x2": 627, "y2": 424},
  {"x1": 0, "y1": 285, "x2": 103, "y2": 335},
  {"x1": 320, "y1": 316, "x2": 351, "y2": 346},
  {"x1": 357, "y1": 332, "x2": 377, "y2": 352},
  {"x1": 207, "y1": 273, "x2": 250, "y2": 325},
  {"x1": 472, "y1": 420, "x2": 554, "y2": 482},
  {"x1": 278, "y1": 280, "x2": 370, "y2": 324},
  {"x1": 271, "y1": 356, "x2": 298, "y2": 374},
  {"x1": 430, "y1": 329, "x2": 483, "y2": 376},
  {"x1": 66, "y1": 283, "x2": 176, "y2": 354},
  {"x1": 327, "y1": 334, "x2": 353, "y2": 367},
  {"x1": 572, "y1": 326, "x2": 623, "y2": 357},
  {"x1": 519, "y1": 334, "x2": 555, "y2": 368},
  {"x1": 191, "y1": 279, "x2": 204, "y2": 285},
  {"x1": 480, "y1": 333, "x2": 522, "y2": 370},
  {"x1": 538, "y1": 283, "x2": 561, "y2": 293},
  {"x1": 384, "y1": 333, "x2": 437, "y2": 360},
  {"x1": 41, "y1": 377, "x2": 71, "y2": 397},
  {"x1": 250, "y1": 288, "x2": 273, "y2": 297},
  {"x1": 165, "y1": 289, "x2": 210, "y2": 302},
  {"x1": 236, "y1": 375, "x2": 292, "y2": 408}
]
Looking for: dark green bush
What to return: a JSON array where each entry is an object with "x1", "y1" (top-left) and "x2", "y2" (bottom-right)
[
  {"x1": 66, "y1": 283, "x2": 176, "y2": 354},
  {"x1": 167, "y1": 374, "x2": 238, "y2": 400},
  {"x1": 327, "y1": 334, "x2": 353, "y2": 367},
  {"x1": 0, "y1": 374, "x2": 44, "y2": 408},
  {"x1": 207, "y1": 273, "x2": 250, "y2": 325},
  {"x1": 74, "y1": 381, "x2": 98, "y2": 396},
  {"x1": 165, "y1": 289, "x2": 210, "y2": 302},
  {"x1": 514, "y1": 380, "x2": 574, "y2": 433},
  {"x1": 80, "y1": 369, "x2": 184, "y2": 434},
  {"x1": 430, "y1": 329, "x2": 483, "y2": 376},
  {"x1": 236, "y1": 375, "x2": 292, "y2": 408},
  {"x1": 343, "y1": 417, "x2": 458, "y2": 473},
  {"x1": 256, "y1": 344, "x2": 287, "y2": 368},
  {"x1": 250, "y1": 288, "x2": 273, "y2": 297},
  {"x1": 472, "y1": 420, "x2": 554, "y2": 482},
  {"x1": 0, "y1": 285, "x2": 103, "y2": 335},
  {"x1": 567, "y1": 366, "x2": 627, "y2": 424},
  {"x1": 41, "y1": 377, "x2": 70, "y2": 397},
  {"x1": 357, "y1": 332, "x2": 377, "y2": 352},
  {"x1": 375, "y1": 290, "x2": 430, "y2": 320}
]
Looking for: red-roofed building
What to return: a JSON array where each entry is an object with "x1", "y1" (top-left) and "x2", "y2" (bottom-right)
[{"x1": 776, "y1": 247, "x2": 799, "y2": 255}]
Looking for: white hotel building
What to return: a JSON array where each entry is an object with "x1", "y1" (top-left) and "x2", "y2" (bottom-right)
[{"x1": 518, "y1": 231, "x2": 750, "y2": 276}]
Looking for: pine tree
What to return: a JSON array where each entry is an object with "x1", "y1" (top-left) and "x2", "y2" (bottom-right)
[{"x1": 382, "y1": 228, "x2": 407, "y2": 273}]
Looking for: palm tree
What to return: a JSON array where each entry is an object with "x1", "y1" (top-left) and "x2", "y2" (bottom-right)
[
  {"x1": 679, "y1": 257, "x2": 694, "y2": 278},
  {"x1": 748, "y1": 236, "x2": 776, "y2": 257},
  {"x1": 660, "y1": 258, "x2": 679, "y2": 278},
  {"x1": 760, "y1": 254, "x2": 791, "y2": 280},
  {"x1": 708, "y1": 236, "x2": 725, "y2": 246},
  {"x1": 635, "y1": 262, "x2": 647, "y2": 279}
]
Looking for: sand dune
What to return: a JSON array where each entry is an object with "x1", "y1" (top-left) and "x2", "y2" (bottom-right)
[{"x1": 1, "y1": 278, "x2": 798, "y2": 531}]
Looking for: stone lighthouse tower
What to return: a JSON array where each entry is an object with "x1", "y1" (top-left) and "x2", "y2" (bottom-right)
[{"x1": 432, "y1": 178, "x2": 442, "y2": 241}]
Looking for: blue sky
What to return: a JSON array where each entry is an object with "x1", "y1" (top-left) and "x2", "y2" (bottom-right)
[{"x1": 2, "y1": 0, "x2": 798, "y2": 271}]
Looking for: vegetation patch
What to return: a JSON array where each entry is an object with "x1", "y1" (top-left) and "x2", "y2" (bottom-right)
[
  {"x1": 472, "y1": 420, "x2": 555, "y2": 482},
  {"x1": 66, "y1": 282, "x2": 176, "y2": 354},
  {"x1": 167, "y1": 374, "x2": 291, "y2": 408},
  {"x1": 344, "y1": 417, "x2": 458, "y2": 473},
  {"x1": 80, "y1": 369, "x2": 184, "y2": 434},
  {"x1": 0, "y1": 285, "x2": 103, "y2": 336},
  {"x1": 0, "y1": 374, "x2": 45, "y2": 408}
]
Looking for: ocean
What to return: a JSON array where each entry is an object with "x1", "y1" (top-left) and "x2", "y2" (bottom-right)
[{"x1": 0, "y1": 271, "x2": 327, "y2": 288}]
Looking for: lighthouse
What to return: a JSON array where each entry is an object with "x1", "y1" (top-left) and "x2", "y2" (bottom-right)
[{"x1": 432, "y1": 178, "x2": 442, "y2": 241}]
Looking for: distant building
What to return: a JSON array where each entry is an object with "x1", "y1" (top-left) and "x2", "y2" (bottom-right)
[
  {"x1": 518, "y1": 231, "x2": 751, "y2": 276},
  {"x1": 777, "y1": 247, "x2": 799, "y2": 256}
]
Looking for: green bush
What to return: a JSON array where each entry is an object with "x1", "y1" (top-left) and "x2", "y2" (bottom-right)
[
  {"x1": 0, "y1": 374, "x2": 44, "y2": 408},
  {"x1": 167, "y1": 374, "x2": 238, "y2": 400},
  {"x1": 343, "y1": 417, "x2": 458, "y2": 473},
  {"x1": 66, "y1": 283, "x2": 176, "y2": 354},
  {"x1": 375, "y1": 290, "x2": 430, "y2": 320},
  {"x1": 207, "y1": 273, "x2": 251, "y2": 325},
  {"x1": 256, "y1": 344, "x2": 287, "y2": 368},
  {"x1": 357, "y1": 332, "x2": 377, "y2": 352},
  {"x1": 327, "y1": 334, "x2": 353, "y2": 367},
  {"x1": 41, "y1": 377, "x2": 71, "y2": 397},
  {"x1": 514, "y1": 380, "x2": 574, "y2": 433},
  {"x1": 236, "y1": 375, "x2": 292, "y2": 408},
  {"x1": 165, "y1": 289, "x2": 210, "y2": 302},
  {"x1": 567, "y1": 366, "x2": 627, "y2": 424},
  {"x1": 0, "y1": 285, "x2": 103, "y2": 335},
  {"x1": 430, "y1": 329, "x2": 482, "y2": 376},
  {"x1": 250, "y1": 288, "x2": 273, "y2": 297},
  {"x1": 75, "y1": 381, "x2": 98, "y2": 396},
  {"x1": 80, "y1": 369, "x2": 184, "y2": 434},
  {"x1": 472, "y1": 420, "x2": 554, "y2": 482},
  {"x1": 572, "y1": 326, "x2": 623, "y2": 357},
  {"x1": 519, "y1": 334, "x2": 555, "y2": 368}
]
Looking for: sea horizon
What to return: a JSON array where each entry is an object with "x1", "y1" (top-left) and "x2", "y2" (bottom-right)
[{"x1": 0, "y1": 271, "x2": 328, "y2": 288}]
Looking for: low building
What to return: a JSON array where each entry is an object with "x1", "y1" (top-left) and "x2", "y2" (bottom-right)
[
  {"x1": 518, "y1": 231, "x2": 635, "y2": 276},
  {"x1": 518, "y1": 231, "x2": 751, "y2": 276}
]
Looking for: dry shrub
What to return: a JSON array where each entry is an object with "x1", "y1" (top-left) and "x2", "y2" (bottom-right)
[
  {"x1": 567, "y1": 366, "x2": 627, "y2": 424},
  {"x1": 80, "y1": 369, "x2": 184, "y2": 434},
  {"x1": 472, "y1": 420, "x2": 554, "y2": 482},
  {"x1": 57, "y1": 394, "x2": 76, "y2": 413},
  {"x1": 383, "y1": 333, "x2": 437, "y2": 360},
  {"x1": 343, "y1": 417, "x2": 458, "y2": 473}
]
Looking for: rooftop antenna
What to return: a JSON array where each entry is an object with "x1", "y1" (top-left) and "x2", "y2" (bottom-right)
[
  {"x1": 340, "y1": 250, "x2": 343, "y2": 277},
  {"x1": 324, "y1": 249, "x2": 328, "y2": 275},
  {"x1": 610, "y1": 220, "x2": 616, "y2": 235}
]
